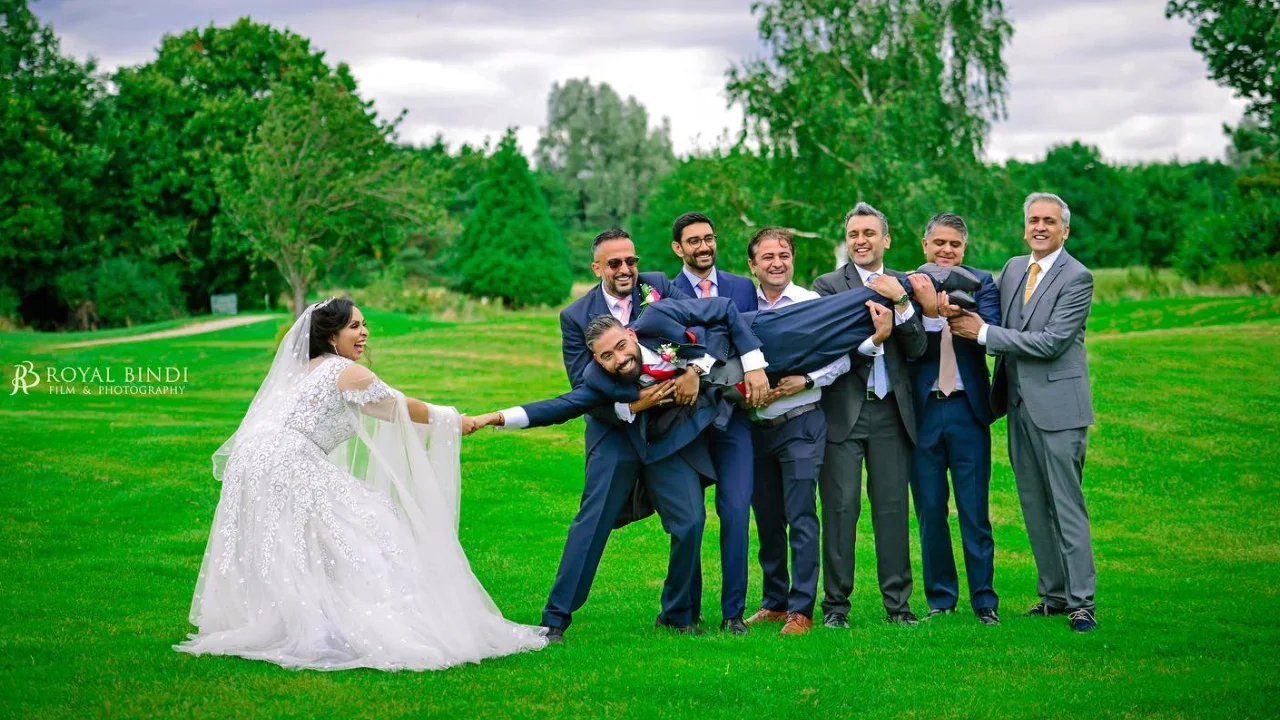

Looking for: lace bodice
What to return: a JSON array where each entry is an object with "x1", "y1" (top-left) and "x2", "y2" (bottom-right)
[{"x1": 281, "y1": 356, "x2": 394, "y2": 453}]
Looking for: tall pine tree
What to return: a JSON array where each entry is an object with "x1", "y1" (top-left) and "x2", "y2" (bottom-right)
[{"x1": 456, "y1": 130, "x2": 571, "y2": 308}]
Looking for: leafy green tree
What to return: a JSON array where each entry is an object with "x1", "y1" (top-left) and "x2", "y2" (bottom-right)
[
  {"x1": 725, "y1": 0, "x2": 1013, "y2": 274},
  {"x1": 98, "y1": 18, "x2": 357, "y2": 310},
  {"x1": 1166, "y1": 0, "x2": 1280, "y2": 159},
  {"x1": 0, "y1": 0, "x2": 105, "y2": 326},
  {"x1": 216, "y1": 78, "x2": 443, "y2": 315},
  {"x1": 456, "y1": 130, "x2": 570, "y2": 308},
  {"x1": 1006, "y1": 142, "x2": 1139, "y2": 268},
  {"x1": 535, "y1": 78, "x2": 675, "y2": 231}
]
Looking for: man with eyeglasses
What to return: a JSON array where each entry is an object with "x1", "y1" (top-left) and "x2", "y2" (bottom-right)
[
  {"x1": 538, "y1": 228, "x2": 690, "y2": 643},
  {"x1": 669, "y1": 212, "x2": 759, "y2": 636}
]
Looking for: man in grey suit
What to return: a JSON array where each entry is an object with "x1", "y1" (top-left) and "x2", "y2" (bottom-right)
[
  {"x1": 947, "y1": 192, "x2": 1099, "y2": 633},
  {"x1": 814, "y1": 202, "x2": 928, "y2": 627}
]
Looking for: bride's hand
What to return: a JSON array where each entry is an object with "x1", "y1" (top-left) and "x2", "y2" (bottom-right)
[{"x1": 461, "y1": 414, "x2": 484, "y2": 436}]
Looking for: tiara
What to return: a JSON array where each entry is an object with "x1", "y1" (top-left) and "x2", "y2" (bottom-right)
[{"x1": 315, "y1": 297, "x2": 336, "y2": 310}]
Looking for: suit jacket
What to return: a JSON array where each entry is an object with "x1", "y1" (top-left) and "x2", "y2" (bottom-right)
[
  {"x1": 672, "y1": 268, "x2": 759, "y2": 313},
  {"x1": 987, "y1": 250, "x2": 1094, "y2": 431},
  {"x1": 812, "y1": 264, "x2": 927, "y2": 444},
  {"x1": 558, "y1": 272, "x2": 689, "y2": 457},
  {"x1": 529, "y1": 296, "x2": 762, "y2": 465},
  {"x1": 907, "y1": 267, "x2": 1000, "y2": 426}
]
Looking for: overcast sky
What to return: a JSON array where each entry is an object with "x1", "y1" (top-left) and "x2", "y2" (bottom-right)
[{"x1": 37, "y1": 0, "x2": 1246, "y2": 164}]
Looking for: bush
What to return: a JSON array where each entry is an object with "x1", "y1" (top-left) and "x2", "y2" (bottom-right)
[
  {"x1": 56, "y1": 257, "x2": 185, "y2": 329},
  {"x1": 332, "y1": 269, "x2": 509, "y2": 322}
]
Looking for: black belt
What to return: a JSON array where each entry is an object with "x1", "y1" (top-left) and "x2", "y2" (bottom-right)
[
  {"x1": 753, "y1": 401, "x2": 821, "y2": 428},
  {"x1": 864, "y1": 390, "x2": 895, "y2": 402},
  {"x1": 930, "y1": 389, "x2": 966, "y2": 399}
]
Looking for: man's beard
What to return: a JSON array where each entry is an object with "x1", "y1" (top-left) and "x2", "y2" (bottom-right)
[
  {"x1": 689, "y1": 250, "x2": 716, "y2": 270},
  {"x1": 613, "y1": 350, "x2": 644, "y2": 382}
]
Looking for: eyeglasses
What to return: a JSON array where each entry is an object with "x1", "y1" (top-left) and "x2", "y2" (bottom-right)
[
  {"x1": 682, "y1": 234, "x2": 716, "y2": 249},
  {"x1": 605, "y1": 256, "x2": 640, "y2": 270}
]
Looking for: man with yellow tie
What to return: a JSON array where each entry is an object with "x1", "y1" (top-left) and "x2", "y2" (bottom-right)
[{"x1": 947, "y1": 192, "x2": 1099, "y2": 633}]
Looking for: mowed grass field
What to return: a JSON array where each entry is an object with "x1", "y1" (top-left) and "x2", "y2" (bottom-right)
[{"x1": 2, "y1": 296, "x2": 1279, "y2": 719}]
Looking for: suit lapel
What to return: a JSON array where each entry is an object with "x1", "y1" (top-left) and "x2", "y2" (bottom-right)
[
  {"x1": 1020, "y1": 252, "x2": 1070, "y2": 329},
  {"x1": 673, "y1": 272, "x2": 694, "y2": 299},
  {"x1": 586, "y1": 284, "x2": 611, "y2": 321},
  {"x1": 1002, "y1": 256, "x2": 1029, "y2": 326},
  {"x1": 842, "y1": 263, "x2": 862, "y2": 292}
]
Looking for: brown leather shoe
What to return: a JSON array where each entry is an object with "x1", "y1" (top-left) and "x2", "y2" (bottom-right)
[
  {"x1": 780, "y1": 613, "x2": 813, "y2": 635},
  {"x1": 745, "y1": 608, "x2": 788, "y2": 625}
]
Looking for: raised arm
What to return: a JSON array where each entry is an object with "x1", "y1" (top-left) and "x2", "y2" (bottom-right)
[{"x1": 337, "y1": 364, "x2": 430, "y2": 424}]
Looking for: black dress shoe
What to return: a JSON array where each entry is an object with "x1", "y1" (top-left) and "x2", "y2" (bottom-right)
[
  {"x1": 924, "y1": 607, "x2": 956, "y2": 620},
  {"x1": 913, "y1": 263, "x2": 982, "y2": 293},
  {"x1": 720, "y1": 617, "x2": 749, "y2": 635},
  {"x1": 543, "y1": 626, "x2": 565, "y2": 644},
  {"x1": 944, "y1": 289, "x2": 977, "y2": 311},
  {"x1": 655, "y1": 616, "x2": 706, "y2": 635},
  {"x1": 823, "y1": 612, "x2": 850, "y2": 629},
  {"x1": 1068, "y1": 608, "x2": 1098, "y2": 633},
  {"x1": 975, "y1": 608, "x2": 1001, "y2": 626},
  {"x1": 886, "y1": 610, "x2": 919, "y2": 626},
  {"x1": 1024, "y1": 601, "x2": 1069, "y2": 617}
]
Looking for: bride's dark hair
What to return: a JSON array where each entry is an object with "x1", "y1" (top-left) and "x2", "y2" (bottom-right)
[{"x1": 308, "y1": 298, "x2": 357, "y2": 359}]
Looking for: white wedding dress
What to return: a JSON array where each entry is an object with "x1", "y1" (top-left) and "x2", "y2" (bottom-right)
[{"x1": 176, "y1": 306, "x2": 546, "y2": 670}]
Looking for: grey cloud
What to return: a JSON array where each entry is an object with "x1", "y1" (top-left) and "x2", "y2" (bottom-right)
[{"x1": 37, "y1": 0, "x2": 1245, "y2": 162}]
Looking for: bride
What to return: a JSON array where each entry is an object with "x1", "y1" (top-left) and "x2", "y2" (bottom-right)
[{"x1": 175, "y1": 298, "x2": 547, "y2": 670}]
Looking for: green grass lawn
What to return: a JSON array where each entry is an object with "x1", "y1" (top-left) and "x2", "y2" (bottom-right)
[{"x1": 2, "y1": 297, "x2": 1279, "y2": 718}]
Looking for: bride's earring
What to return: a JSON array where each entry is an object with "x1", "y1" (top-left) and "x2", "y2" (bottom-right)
[{"x1": 331, "y1": 341, "x2": 340, "y2": 356}]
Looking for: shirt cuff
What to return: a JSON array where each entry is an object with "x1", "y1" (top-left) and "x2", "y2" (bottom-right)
[
  {"x1": 977, "y1": 324, "x2": 989, "y2": 346},
  {"x1": 922, "y1": 315, "x2": 946, "y2": 332},
  {"x1": 894, "y1": 302, "x2": 914, "y2": 324},
  {"x1": 858, "y1": 336, "x2": 884, "y2": 357},
  {"x1": 614, "y1": 401, "x2": 637, "y2": 424},
  {"x1": 689, "y1": 355, "x2": 716, "y2": 376},
  {"x1": 740, "y1": 349, "x2": 768, "y2": 373},
  {"x1": 497, "y1": 406, "x2": 528, "y2": 430}
]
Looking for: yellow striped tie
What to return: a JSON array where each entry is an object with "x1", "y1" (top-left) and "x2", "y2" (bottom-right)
[{"x1": 1023, "y1": 262, "x2": 1042, "y2": 305}]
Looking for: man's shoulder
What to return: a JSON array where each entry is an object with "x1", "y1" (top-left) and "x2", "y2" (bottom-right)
[
  {"x1": 639, "y1": 271, "x2": 671, "y2": 286},
  {"x1": 561, "y1": 287, "x2": 599, "y2": 322},
  {"x1": 788, "y1": 284, "x2": 821, "y2": 302},
  {"x1": 962, "y1": 265, "x2": 996, "y2": 283},
  {"x1": 812, "y1": 266, "x2": 846, "y2": 289}
]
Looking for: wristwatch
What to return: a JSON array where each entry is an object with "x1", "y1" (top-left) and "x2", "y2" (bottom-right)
[
  {"x1": 803, "y1": 375, "x2": 815, "y2": 390},
  {"x1": 894, "y1": 293, "x2": 911, "y2": 307},
  {"x1": 688, "y1": 364, "x2": 705, "y2": 376}
]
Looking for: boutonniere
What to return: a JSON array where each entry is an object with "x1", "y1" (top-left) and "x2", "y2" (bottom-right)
[
  {"x1": 640, "y1": 283, "x2": 661, "y2": 306},
  {"x1": 657, "y1": 343, "x2": 679, "y2": 364}
]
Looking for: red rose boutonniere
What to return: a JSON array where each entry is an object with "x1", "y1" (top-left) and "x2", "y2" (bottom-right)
[
  {"x1": 657, "y1": 343, "x2": 679, "y2": 364},
  {"x1": 640, "y1": 283, "x2": 661, "y2": 306}
]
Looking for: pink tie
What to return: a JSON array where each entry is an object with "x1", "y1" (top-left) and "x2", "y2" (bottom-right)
[
  {"x1": 615, "y1": 296, "x2": 631, "y2": 324},
  {"x1": 698, "y1": 279, "x2": 712, "y2": 298},
  {"x1": 938, "y1": 324, "x2": 958, "y2": 396}
]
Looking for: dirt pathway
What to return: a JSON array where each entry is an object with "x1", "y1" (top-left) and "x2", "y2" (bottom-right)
[{"x1": 53, "y1": 314, "x2": 279, "y2": 349}]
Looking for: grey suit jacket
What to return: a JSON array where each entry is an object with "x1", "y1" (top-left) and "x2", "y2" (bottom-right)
[
  {"x1": 813, "y1": 264, "x2": 927, "y2": 444},
  {"x1": 988, "y1": 249, "x2": 1094, "y2": 431}
]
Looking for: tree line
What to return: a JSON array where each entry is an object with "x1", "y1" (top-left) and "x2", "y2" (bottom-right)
[{"x1": 2, "y1": 0, "x2": 1276, "y2": 329}]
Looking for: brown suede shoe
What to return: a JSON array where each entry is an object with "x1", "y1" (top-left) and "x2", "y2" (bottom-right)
[
  {"x1": 780, "y1": 613, "x2": 813, "y2": 635},
  {"x1": 745, "y1": 608, "x2": 788, "y2": 625}
]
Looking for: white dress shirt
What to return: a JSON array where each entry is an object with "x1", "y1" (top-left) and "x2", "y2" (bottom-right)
[
  {"x1": 602, "y1": 287, "x2": 630, "y2": 322},
  {"x1": 852, "y1": 264, "x2": 915, "y2": 395},
  {"x1": 682, "y1": 266, "x2": 719, "y2": 298},
  {"x1": 976, "y1": 246, "x2": 1063, "y2": 346},
  {"x1": 754, "y1": 283, "x2": 852, "y2": 420}
]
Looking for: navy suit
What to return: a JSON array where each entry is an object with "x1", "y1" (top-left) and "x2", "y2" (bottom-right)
[
  {"x1": 541, "y1": 272, "x2": 688, "y2": 631},
  {"x1": 672, "y1": 268, "x2": 760, "y2": 313},
  {"x1": 906, "y1": 267, "x2": 1001, "y2": 612},
  {"x1": 673, "y1": 268, "x2": 759, "y2": 622}
]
